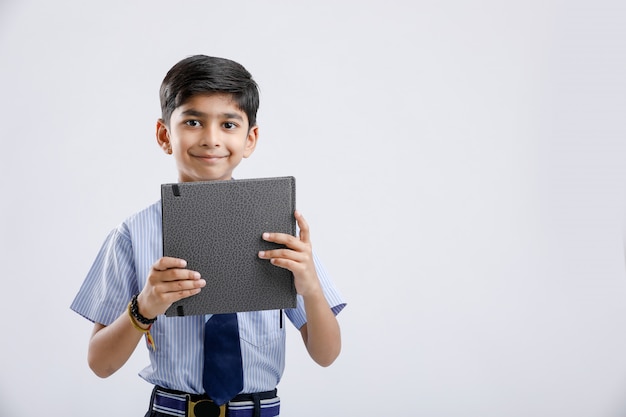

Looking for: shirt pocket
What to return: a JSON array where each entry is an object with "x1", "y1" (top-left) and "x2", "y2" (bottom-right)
[{"x1": 238, "y1": 310, "x2": 284, "y2": 348}]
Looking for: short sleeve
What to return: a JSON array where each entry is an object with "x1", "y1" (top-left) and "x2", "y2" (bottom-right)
[
  {"x1": 285, "y1": 250, "x2": 346, "y2": 329},
  {"x1": 70, "y1": 224, "x2": 139, "y2": 325}
]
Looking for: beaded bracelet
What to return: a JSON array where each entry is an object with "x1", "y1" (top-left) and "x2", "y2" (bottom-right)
[
  {"x1": 130, "y1": 293, "x2": 157, "y2": 325},
  {"x1": 127, "y1": 301, "x2": 156, "y2": 351}
]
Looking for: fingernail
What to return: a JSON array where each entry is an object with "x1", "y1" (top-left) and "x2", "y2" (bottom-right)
[
  {"x1": 263, "y1": 233, "x2": 270, "y2": 239},
  {"x1": 258, "y1": 251, "x2": 265, "y2": 258}
]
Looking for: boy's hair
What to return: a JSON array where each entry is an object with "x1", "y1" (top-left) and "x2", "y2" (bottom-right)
[{"x1": 159, "y1": 55, "x2": 259, "y2": 129}]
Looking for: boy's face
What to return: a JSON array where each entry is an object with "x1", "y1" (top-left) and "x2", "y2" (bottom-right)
[{"x1": 156, "y1": 93, "x2": 258, "y2": 182}]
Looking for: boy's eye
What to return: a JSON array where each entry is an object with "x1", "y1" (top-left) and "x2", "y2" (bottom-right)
[
  {"x1": 223, "y1": 122, "x2": 237, "y2": 129},
  {"x1": 185, "y1": 120, "x2": 202, "y2": 127}
]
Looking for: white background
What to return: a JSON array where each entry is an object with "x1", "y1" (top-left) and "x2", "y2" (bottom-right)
[{"x1": 1, "y1": 1, "x2": 626, "y2": 416}]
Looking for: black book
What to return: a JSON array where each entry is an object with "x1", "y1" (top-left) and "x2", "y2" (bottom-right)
[{"x1": 161, "y1": 176, "x2": 297, "y2": 316}]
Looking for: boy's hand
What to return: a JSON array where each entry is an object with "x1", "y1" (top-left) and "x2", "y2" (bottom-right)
[
  {"x1": 258, "y1": 211, "x2": 322, "y2": 297},
  {"x1": 136, "y1": 257, "x2": 206, "y2": 319},
  {"x1": 259, "y1": 211, "x2": 341, "y2": 366}
]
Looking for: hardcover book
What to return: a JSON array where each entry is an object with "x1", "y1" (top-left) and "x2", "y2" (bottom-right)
[{"x1": 162, "y1": 176, "x2": 297, "y2": 316}]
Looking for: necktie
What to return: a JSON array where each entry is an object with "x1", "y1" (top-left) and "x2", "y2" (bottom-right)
[{"x1": 203, "y1": 313, "x2": 244, "y2": 406}]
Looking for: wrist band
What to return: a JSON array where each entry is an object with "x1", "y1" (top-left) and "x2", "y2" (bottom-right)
[
  {"x1": 130, "y1": 293, "x2": 157, "y2": 325},
  {"x1": 127, "y1": 301, "x2": 156, "y2": 351}
]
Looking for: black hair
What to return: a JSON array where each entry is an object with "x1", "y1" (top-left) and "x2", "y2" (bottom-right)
[{"x1": 159, "y1": 55, "x2": 259, "y2": 128}]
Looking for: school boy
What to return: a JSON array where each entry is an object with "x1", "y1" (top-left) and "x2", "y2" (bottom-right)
[{"x1": 71, "y1": 55, "x2": 346, "y2": 417}]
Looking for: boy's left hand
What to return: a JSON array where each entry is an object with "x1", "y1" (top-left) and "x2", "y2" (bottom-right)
[{"x1": 258, "y1": 210, "x2": 322, "y2": 297}]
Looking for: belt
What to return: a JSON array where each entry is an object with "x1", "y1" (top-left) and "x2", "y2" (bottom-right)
[{"x1": 151, "y1": 386, "x2": 280, "y2": 417}]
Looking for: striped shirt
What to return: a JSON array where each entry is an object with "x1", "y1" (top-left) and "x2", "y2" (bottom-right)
[{"x1": 70, "y1": 200, "x2": 346, "y2": 394}]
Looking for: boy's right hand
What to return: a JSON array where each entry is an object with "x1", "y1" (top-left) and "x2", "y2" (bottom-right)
[{"x1": 136, "y1": 257, "x2": 205, "y2": 319}]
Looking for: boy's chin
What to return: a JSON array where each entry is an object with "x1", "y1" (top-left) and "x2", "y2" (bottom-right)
[{"x1": 179, "y1": 173, "x2": 233, "y2": 182}]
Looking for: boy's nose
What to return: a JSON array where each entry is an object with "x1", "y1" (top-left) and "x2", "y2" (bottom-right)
[{"x1": 200, "y1": 126, "x2": 221, "y2": 147}]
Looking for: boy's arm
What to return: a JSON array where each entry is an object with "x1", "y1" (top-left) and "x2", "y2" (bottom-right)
[
  {"x1": 89, "y1": 317, "x2": 147, "y2": 378},
  {"x1": 258, "y1": 211, "x2": 341, "y2": 366},
  {"x1": 297, "y1": 289, "x2": 341, "y2": 367},
  {"x1": 88, "y1": 257, "x2": 205, "y2": 378}
]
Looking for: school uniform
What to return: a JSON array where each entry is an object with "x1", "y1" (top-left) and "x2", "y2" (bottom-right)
[{"x1": 71, "y1": 201, "x2": 346, "y2": 416}]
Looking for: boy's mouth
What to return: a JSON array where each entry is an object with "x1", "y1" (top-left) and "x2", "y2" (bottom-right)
[{"x1": 194, "y1": 154, "x2": 227, "y2": 162}]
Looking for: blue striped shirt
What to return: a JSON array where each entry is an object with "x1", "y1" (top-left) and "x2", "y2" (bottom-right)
[{"x1": 70, "y1": 201, "x2": 346, "y2": 394}]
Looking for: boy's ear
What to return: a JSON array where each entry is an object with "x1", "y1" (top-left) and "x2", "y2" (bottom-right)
[
  {"x1": 156, "y1": 119, "x2": 172, "y2": 154},
  {"x1": 243, "y1": 125, "x2": 259, "y2": 158}
]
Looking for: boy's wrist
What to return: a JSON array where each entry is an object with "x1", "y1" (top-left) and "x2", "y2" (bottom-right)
[
  {"x1": 130, "y1": 293, "x2": 158, "y2": 325},
  {"x1": 127, "y1": 301, "x2": 157, "y2": 351},
  {"x1": 300, "y1": 285, "x2": 325, "y2": 303}
]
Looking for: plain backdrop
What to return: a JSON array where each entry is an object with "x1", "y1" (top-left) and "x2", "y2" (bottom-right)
[{"x1": 1, "y1": 1, "x2": 626, "y2": 416}]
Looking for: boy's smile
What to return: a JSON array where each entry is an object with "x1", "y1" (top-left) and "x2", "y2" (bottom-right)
[{"x1": 156, "y1": 93, "x2": 258, "y2": 182}]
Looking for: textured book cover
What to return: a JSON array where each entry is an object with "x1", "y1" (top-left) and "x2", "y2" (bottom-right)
[{"x1": 162, "y1": 177, "x2": 297, "y2": 316}]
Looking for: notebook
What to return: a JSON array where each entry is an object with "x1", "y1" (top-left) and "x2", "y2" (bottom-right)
[{"x1": 161, "y1": 176, "x2": 297, "y2": 316}]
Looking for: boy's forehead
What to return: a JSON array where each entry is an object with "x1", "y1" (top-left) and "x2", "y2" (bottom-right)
[
  {"x1": 178, "y1": 92, "x2": 236, "y2": 108},
  {"x1": 176, "y1": 93, "x2": 246, "y2": 118}
]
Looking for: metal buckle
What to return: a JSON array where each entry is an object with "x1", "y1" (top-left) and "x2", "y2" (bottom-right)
[{"x1": 187, "y1": 397, "x2": 225, "y2": 417}]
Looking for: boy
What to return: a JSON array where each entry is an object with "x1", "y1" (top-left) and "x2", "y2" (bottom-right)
[{"x1": 71, "y1": 55, "x2": 346, "y2": 417}]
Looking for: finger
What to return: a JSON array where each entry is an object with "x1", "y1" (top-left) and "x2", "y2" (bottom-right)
[
  {"x1": 268, "y1": 257, "x2": 300, "y2": 271},
  {"x1": 258, "y1": 247, "x2": 306, "y2": 262},
  {"x1": 150, "y1": 260, "x2": 201, "y2": 284},
  {"x1": 152, "y1": 256, "x2": 188, "y2": 271},
  {"x1": 139, "y1": 272, "x2": 205, "y2": 317},
  {"x1": 262, "y1": 232, "x2": 302, "y2": 247},
  {"x1": 160, "y1": 277, "x2": 206, "y2": 294},
  {"x1": 294, "y1": 210, "x2": 310, "y2": 244},
  {"x1": 159, "y1": 268, "x2": 202, "y2": 283}
]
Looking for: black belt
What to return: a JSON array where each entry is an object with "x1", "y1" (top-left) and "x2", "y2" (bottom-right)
[{"x1": 151, "y1": 386, "x2": 278, "y2": 417}]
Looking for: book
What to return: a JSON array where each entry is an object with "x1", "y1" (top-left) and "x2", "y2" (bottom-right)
[{"x1": 161, "y1": 176, "x2": 297, "y2": 316}]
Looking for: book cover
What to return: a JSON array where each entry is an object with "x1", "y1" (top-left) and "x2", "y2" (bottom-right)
[{"x1": 162, "y1": 176, "x2": 297, "y2": 316}]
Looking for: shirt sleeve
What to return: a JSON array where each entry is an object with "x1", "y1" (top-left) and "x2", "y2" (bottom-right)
[
  {"x1": 285, "y1": 250, "x2": 347, "y2": 329},
  {"x1": 70, "y1": 224, "x2": 140, "y2": 325}
]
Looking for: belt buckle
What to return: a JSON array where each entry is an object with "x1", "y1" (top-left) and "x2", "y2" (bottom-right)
[{"x1": 187, "y1": 396, "x2": 225, "y2": 417}]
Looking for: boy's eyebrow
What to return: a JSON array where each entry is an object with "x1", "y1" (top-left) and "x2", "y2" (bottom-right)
[
  {"x1": 222, "y1": 112, "x2": 245, "y2": 121},
  {"x1": 180, "y1": 109, "x2": 244, "y2": 121}
]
